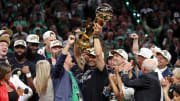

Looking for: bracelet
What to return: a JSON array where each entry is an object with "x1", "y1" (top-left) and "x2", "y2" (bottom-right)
[
  {"x1": 93, "y1": 34, "x2": 99, "y2": 39},
  {"x1": 26, "y1": 73, "x2": 32, "y2": 78}
]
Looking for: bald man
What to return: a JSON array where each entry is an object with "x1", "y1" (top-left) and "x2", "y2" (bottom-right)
[{"x1": 121, "y1": 59, "x2": 161, "y2": 101}]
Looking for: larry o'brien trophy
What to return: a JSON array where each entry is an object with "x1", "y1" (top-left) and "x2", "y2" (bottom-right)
[{"x1": 75, "y1": 3, "x2": 113, "y2": 51}]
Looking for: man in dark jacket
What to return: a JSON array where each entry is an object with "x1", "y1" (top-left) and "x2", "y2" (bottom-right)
[{"x1": 121, "y1": 59, "x2": 161, "y2": 101}]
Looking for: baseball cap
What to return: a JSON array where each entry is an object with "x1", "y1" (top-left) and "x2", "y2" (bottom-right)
[
  {"x1": 0, "y1": 37, "x2": 10, "y2": 46},
  {"x1": 117, "y1": 36, "x2": 124, "y2": 40},
  {"x1": 43, "y1": 31, "x2": 56, "y2": 40},
  {"x1": 14, "y1": 40, "x2": 27, "y2": 48},
  {"x1": 167, "y1": 29, "x2": 173, "y2": 33},
  {"x1": 0, "y1": 29, "x2": 13, "y2": 37},
  {"x1": 26, "y1": 34, "x2": 40, "y2": 43},
  {"x1": 151, "y1": 46, "x2": 161, "y2": 53},
  {"x1": 137, "y1": 48, "x2": 153, "y2": 59},
  {"x1": 50, "y1": 40, "x2": 63, "y2": 48},
  {"x1": 88, "y1": 48, "x2": 104, "y2": 58},
  {"x1": 111, "y1": 49, "x2": 128, "y2": 60},
  {"x1": 157, "y1": 50, "x2": 171, "y2": 61}
]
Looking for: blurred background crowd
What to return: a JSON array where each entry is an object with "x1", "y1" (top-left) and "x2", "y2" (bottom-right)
[
  {"x1": 0, "y1": 0, "x2": 180, "y2": 64},
  {"x1": 0, "y1": 0, "x2": 179, "y2": 65}
]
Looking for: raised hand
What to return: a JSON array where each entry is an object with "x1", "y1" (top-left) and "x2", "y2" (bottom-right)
[
  {"x1": 93, "y1": 23, "x2": 103, "y2": 35},
  {"x1": 22, "y1": 66, "x2": 30, "y2": 74},
  {"x1": 161, "y1": 78, "x2": 170, "y2": 92},
  {"x1": 67, "y1": 34, "x2": 75, "y2": 46},
  {"x1": 131, "y1": 33, "x2": 139, "y2": 39},
  {"x1": 123, "y1": 60, "x2": 133, "y2": 71}
]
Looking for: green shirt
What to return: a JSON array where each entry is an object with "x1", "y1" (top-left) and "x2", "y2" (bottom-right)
[
  {"x1": 46, "y1": 52, "x2": 52, "y2": 58},
  {"x1": 67, "y1": 71, "x2": 81, "y2": 101}
]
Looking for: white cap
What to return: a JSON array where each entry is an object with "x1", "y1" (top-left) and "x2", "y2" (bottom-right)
[
  {"x1": 157, "y1": 50, "x2": 171, "y2": 61},
  {"x1": 111, "y1": 49, "x2": 128, "y2": 60},
  {"x1": 26, "y1": 34, "x2": 40, "y2": 43},
  {"x1": 50, "y1": 40, "x2": 63, "y2": 48},
  {"x1": 43, "y1": 31, "x2": 56, "y2": 40},
  {"x1": 14, "y1": 40, "x2": 27, "y2": 48},
  {"x1": 88, "y1": 48, "x2": 104, "y2": 58},
  {"x1": 138, "y1": 48, "x2": 153, "y2": 59},
  {"x1": 151, "y1": 46, "x2": 161, "y2": 53},
  {"x1": 167, "y1": 29, "x2": 173, "y2": 33}
]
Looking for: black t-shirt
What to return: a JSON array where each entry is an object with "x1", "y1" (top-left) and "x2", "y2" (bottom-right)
[
  {"x1": 8, "y1": 90, "x2": 18, "y2": 101},
  {"x1": 26, "y1": 53, "x2": 45, "y2": 64},
  {"x1": 8, "y1": 58, "x2": 36, "y2": 84},
  {"x1": 70, "y1": 64, "x2": 84, "y2": 81},
  {"x1": 82, "y1": 64, "x2": 108, "y2": 101}
]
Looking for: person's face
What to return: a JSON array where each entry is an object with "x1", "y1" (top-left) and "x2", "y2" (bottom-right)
[
  {"x1": 87, "y1": 55, "x2": 96, "y2": 67},
  {"x1": 137, "y1": 55, "x2": 146, "y2": 67},
  {"x1": 4, "y1": 67, "x2": 11, "y2": 81},
  {"x1": 107, "y1": 57, "x2": 114, "y2": 69},
  {"x1": 0, "y1": 42, "x2": 8, "y2": 57},
  {"x1": 112, "y1": 53, "x2": 125, "y2": 66},
  {"x1": 45, "y1": 36, "x2": 56, "y2": 48},
  {"x1": 51, "y1": 46, "x2": 61, "y2": 57},
  {"x1": 107, "y1": 32, "x2": 113, "y2": 39},
  {"x1": 156, "y1": 54, "x2": 168, "y2": 69},
  {"x1": 14, "y1": 45, "x2": 26, "y2": 56},
  {"x1": 17, "y1": 26, "x2": 22, "y2": 32},
  {"x1": 28, "y1": 43, "x2": 39, "y2": 54},
  {"x1": 168, "y1": 32, "x2": 173, "y2": 38},
  {"x1": 118, "y1": 39, "x2": 123, "y2": 45},
  {"x1": 1, "y1": 33, "x2": 10, "y2": 38},
  {"x1": 172, "y1": 70, "x2": 180, "y2": 84}
]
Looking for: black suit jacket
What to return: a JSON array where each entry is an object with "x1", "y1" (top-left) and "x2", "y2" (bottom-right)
[{"x1": 122, "y1": 72, "x2": 161, "y2": 101}]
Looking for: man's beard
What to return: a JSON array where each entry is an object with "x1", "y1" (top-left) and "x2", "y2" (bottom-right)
[{"x1": 15, "y1": 52, "x2": 26, "y2": 61}]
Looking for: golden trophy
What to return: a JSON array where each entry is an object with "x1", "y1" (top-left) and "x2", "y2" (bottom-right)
[{"x1": 75, "y1": 3, "x2": 113, "y2": 51}]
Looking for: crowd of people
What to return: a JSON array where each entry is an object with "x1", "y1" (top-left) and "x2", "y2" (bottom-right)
[{"x1": 0, "y1": 0, "x2": 180, "y2": 101}]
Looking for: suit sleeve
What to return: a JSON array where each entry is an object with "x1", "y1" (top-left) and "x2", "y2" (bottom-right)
[
  {"x1": 51, "y1": 53, "x2": 67, "y2": 78},
  {"x1": 121, "y1": 74, "x2": 151, "y2": 89}
]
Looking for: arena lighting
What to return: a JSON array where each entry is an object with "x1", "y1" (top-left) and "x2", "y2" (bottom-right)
[
  {"x1": 133, "y1": 12, "x2": 136, "y2": 17},
  {"x1": 126, "y1": 1, "x2": 130, "y2": 7},
  {"x1": 145, "y1": 33, "x2": 149, "y2": 37},
  {"x1": 137, "y1": 13, "x2": 141, "y2": 17},
  {"x1": 136, "y1": 19, "x2": 140, "y2": 24},
  {"x1": 133, "y1": 9, "x2": 136, "y2": 13}
]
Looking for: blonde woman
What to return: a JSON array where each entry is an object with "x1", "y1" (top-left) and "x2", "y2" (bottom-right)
[{"x1": 34, "y1": 60, "x2": 54, "y2": 101}]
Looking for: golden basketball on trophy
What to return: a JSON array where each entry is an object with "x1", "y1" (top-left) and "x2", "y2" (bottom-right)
[{"x1": 75, "y1": 3, "x2": 113, "y2": 51}]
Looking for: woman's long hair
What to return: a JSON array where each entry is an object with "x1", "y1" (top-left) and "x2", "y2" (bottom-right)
[
  {"x1": 35, "y1": 60, "x2": 51, "y2": 94},
  {"x1": 0, "y1": 62, "x2": 11, "y2": 80}
]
